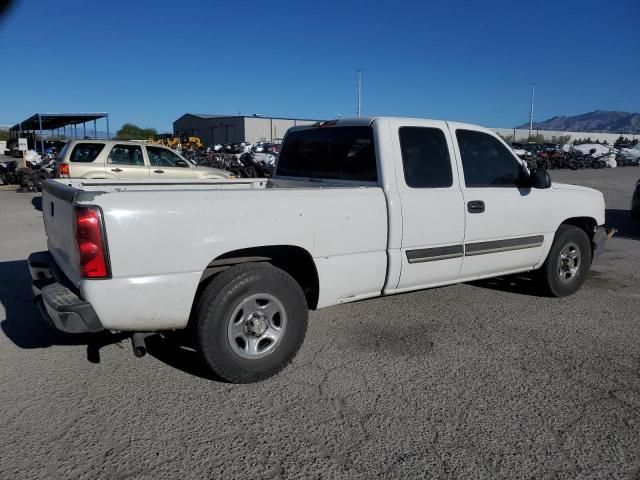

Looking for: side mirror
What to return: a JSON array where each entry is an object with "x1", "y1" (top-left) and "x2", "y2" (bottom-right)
[
  {"x1": 529, "y1": 168, "x2": 551, "y2": 189},
  {"x1": 175, "y1": 159, "x2": 189, "y2": 168}
]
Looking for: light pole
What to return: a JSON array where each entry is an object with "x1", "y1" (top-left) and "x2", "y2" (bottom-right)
[
  {"x1": 356, "y1": 69, "x2": 362, "y2": 117},
  {"x1": 528, "y1": 83, "x2": 536, "y2": 140}
]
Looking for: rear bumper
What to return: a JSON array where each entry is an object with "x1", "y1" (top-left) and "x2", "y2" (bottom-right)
[{"x1": 28, "y1": 251, "x2": 104, "y2": 333}]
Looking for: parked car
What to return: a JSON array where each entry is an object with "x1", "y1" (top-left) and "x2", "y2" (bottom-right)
[
  {"x1": 55, "y1": 140, "x2": 231, "y2": 180},
  {"x1": 619, "y1": 145, "x2": 640, "y2": 164},
  {"x1": 30, "y1": 117, "x2": 609, "y2": 383},
  {"x1": 632, "y1": 178, "x2": 640, "y2": 224}
]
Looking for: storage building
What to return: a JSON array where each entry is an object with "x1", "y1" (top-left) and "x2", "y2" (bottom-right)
[{"x1": 173, "y1": 114, "x2": 321, "y2": 146}]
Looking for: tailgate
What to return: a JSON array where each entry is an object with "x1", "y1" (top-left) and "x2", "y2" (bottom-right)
[{"x1": 42, "y1": 180, "x2": 82, "y2": 286}]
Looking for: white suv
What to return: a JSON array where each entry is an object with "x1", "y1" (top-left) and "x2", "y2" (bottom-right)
[{"x1": 56, "y1": 140, "x2": 231, "y2": 180}]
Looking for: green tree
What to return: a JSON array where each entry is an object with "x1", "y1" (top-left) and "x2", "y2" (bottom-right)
[
  {"x1": 115, "y1": 123, "x2": 158, "y2": 140},
  {"x1": 614, "y1": 136, "x2": 636, "y2": 149},
  {"x1": 0, "y1": 129, "x2": 10, "y2": 141}
]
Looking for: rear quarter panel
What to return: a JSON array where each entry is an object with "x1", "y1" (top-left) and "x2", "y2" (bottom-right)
[{"x1": 79, "y1": 186, "x2": 388, "y2": 330}]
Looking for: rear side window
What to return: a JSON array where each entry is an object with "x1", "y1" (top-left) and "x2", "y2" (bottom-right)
[
  {"x1": 108, "y1": 145, "x2": 145, "y2": 166},
  {"x1": 456, "y1": 130, "x2": 522, "y2": 187},
  {"x1": 277, "y1": 126, "x2": 377, "y2": 181},
  {"x1": 399, "y1": 127, "x2": 452, "y2": 188},
  {"x1": 69, "y1": 143, "x2": 105, "y2": 163}
]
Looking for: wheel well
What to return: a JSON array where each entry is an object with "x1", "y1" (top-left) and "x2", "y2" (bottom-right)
[
  {"x1": 560, "y1": 217, "x2": 598, "y2": 257},
  {"x1": 560, "y1": 217, "x2": 597, "y2": 240},
  {"x1": 199, "y1": 245, "x2": 320, "y2": 310}
]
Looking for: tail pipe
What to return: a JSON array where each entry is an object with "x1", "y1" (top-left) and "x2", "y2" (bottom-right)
[{"x1": 131, "y1": 332, "x2": 155, "y2": 358}]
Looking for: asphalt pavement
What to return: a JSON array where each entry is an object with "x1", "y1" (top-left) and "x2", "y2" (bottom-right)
[{"x1": 0, "y1": 168, "x2": 639, "y2": 479}]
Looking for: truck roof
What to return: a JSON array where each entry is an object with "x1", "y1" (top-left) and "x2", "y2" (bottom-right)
[{"x1": 288, "y1": 116, "x2": 495, "y2": 135}]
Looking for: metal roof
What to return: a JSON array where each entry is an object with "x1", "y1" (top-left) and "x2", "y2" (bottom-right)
[
  {"x1": 10, "y1": 113, "x2": 108, "y2": 131},
  {"x1": 179, "y1": 113, "x2": 322, "y2": 122}
]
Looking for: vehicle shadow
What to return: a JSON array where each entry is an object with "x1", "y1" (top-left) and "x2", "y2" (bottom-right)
[
  {"x1": 31, "y1": 195, "x2": 42, "y2": 211},
  {"x1": 0, "y1": 259, "x2": 105, "y2": 349},
  {"x1": 146, "y1": 333, "x2": 222, "y2": 382},
  {"x1": 0, "y1": 259, "x2": 219, "y2": 380},
  {"x1": 468, "y1": 272, "x2": 545, "y2": 297},
  {"x1": 606, "y1": 208, "x2": 639, "y2": 241}
]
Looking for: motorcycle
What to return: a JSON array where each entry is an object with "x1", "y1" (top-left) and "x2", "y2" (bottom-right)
[
  {"x1": 239, "y1": 152, "x2": 274, "y2": 178},
  {"x1": 0, "y1": 160, "x2": 41, "y2": 190}
]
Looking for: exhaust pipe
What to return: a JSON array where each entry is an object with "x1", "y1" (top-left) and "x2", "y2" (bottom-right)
[{"x1": 131, "y1": 332, "x2": 152, "y2": 358}]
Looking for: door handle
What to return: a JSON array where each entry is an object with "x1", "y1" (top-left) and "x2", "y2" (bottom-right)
[
  {"x1": 154, "y1": 169, "x2": 164, "y2": 174},
  {"x1": 467, "y1": 200, "x2": 485, "y2": 213},
  {"x1": 111, "y1": 168, "x2": 122, "y2": 172}
]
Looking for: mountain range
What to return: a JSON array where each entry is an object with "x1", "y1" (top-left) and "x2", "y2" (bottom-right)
[{"x1": 516, "y1": 111, "x2": 640, "y2": 134}]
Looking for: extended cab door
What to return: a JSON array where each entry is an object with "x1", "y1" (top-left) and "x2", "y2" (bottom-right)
[
  {"x1": 146, "y1": 145, "x2": 196, "y2": 179},
  {"x1": 450, "y1": 124, "x2": 549, "y2": 279},
  {"x1": 391, "y1": 119, "x2": 466, "y2": 291},
  {"x1": 106, "y1": 144, "x2": 150, "y2": 179}
]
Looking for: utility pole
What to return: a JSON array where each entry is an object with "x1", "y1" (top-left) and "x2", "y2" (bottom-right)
[
  {"x1": 356, "y1": 69, "x2": 362, "y2": 117},
  {"x1": 528, "y1": 83, "x2": 536, "y2": 140}
]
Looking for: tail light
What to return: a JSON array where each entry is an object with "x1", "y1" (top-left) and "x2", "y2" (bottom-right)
[
  {"x1": 58, "y1": 163, "x2": 70, "y2": 177},
  {"x1": 74, "y1": 206, "x2": 110, "y2": 278}
]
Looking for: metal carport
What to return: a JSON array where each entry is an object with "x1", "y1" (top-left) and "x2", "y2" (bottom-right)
[{"x1": 9, "y1": 113, "x2": 110, "y2": 153}]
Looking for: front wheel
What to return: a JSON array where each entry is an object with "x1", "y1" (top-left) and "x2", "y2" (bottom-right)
[
  {"x1": 536, "y1": 225, "x2": 592, "y2": 297},
  {"x1": 193, "y1": 263, "x2": 308, "y2": 383}
]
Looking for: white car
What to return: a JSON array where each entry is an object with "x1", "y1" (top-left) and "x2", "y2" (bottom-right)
[
  {"x1": 571, "y1": 143, "x2": 613, "y2": 157},
  {"x1": 55, "y1": 140, "x2": 231, "y2": 180},
  {"x1": 30, "y1": 117, "x2": 609, "y2": 383},
  {"x1": 511, "y1": 147, "x2": 530, "y2": 158},
  {"x1": 619, "y1": 145, "x2": 640, "y2": 162}
]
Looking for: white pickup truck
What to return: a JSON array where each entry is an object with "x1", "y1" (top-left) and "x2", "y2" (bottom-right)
[{"x1": 30, "y1": 117, "x2": 610, "y2": 383}]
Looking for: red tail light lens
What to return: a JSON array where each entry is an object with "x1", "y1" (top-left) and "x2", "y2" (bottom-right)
[
  {"x1": 75, "y1": 207, "x2": 110, "y2": 278},
  {"x1": 58, "y1": 163, "x2": 70, "y2": 177}
]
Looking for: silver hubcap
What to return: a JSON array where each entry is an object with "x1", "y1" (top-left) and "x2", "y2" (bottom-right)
[
  {"x1": 227, "y1": 293, "x2": 287, "y2": 359},
  {"x1": 557, "y1": 242, "x2": 582, "y2": 283}
]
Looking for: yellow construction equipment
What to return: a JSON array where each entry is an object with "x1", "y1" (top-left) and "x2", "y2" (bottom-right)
[{"x1": 149, "y1": 134, "x2": 204, "y2": 151}]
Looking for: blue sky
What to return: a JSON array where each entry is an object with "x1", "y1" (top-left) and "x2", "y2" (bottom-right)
[{"x1": 1, "y1": 0, "x2": 638, "y2": 132}]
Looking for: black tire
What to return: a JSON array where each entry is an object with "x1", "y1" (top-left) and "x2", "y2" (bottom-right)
[
  {"x1": 568, "y1": 159, "x2": 579, "y2": 170},
  {"x1": 193, "y1": 262, "x2": 308, "y2": 383},
  {"x1": 536, "y1": 225, "x2": 592, "y2": 297}
]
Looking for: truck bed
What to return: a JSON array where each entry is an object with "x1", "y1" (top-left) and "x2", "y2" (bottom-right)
[{"x1": 41, "y1": 178, "x2": 388, "y2": 330}]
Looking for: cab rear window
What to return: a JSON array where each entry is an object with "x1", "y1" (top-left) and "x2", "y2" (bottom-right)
[
  {"x1": 69, "y1": 143, "x2": 105, "y2": 163},
  {"x1": 277, "y1": 126, "x2": 377, "y2": 182}
]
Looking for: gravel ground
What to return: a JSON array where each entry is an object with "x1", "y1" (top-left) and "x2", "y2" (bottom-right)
[{"x1": 1, "y1": 168, "x2": 639, "y2": 479}]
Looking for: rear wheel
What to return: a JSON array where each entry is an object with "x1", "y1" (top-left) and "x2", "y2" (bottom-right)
[
  {"x1": 536, "y1": 225, "x2": 592, "y2": 297},
  {"x1": 193, "y1": 263, "x2": 308, "y2": 383}
]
